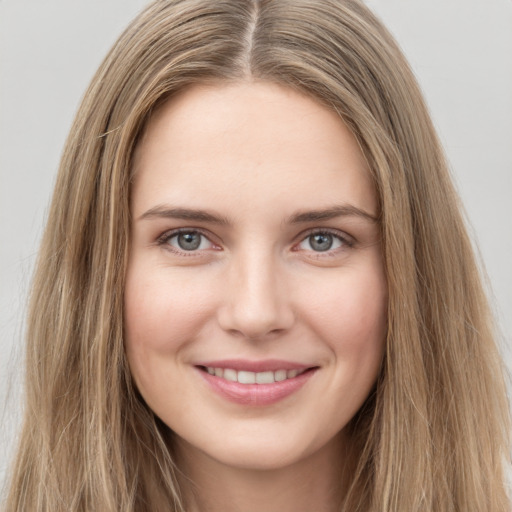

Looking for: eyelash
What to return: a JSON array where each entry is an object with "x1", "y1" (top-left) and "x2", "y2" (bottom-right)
[
  {"x1": 157, "y1": 228, "x2": 219, "y2": 255},
  {"x1": 156, "y1": 228, "x2": 354, "y2": 256},
  {"x1": 295, "y1": 228, "x2": 354, "y2": 255}
]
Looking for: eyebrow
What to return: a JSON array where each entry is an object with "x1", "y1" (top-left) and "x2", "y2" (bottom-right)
[
  {"x1": 287, "y1": 205, "x2": 379, "y2": 224},
  {"x1": 137, "y1": 204, "x2": 378, "y2": 225},
  {"x1": 138, "y1": 205, "x2": 230, "y2": 225}
]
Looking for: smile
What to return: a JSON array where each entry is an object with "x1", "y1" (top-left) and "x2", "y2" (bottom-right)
[
  {"x1": 202, "y1": 367, "x2": 307, "y2": 384},
  {"x1": 196, "y1": 360, "x2": 318, "y2": 406}
]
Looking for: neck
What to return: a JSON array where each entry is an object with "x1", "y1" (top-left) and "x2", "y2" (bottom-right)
[{"x1": 174, "y1": 433, "x2": 353, "y2": 512}]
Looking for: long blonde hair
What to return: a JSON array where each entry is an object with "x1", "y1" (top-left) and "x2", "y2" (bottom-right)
[{"x1": 4, "y1": 0, "x2": 510, "y2": 510}]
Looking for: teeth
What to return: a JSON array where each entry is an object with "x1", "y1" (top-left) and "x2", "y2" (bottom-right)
[
  {"x1": 205, "y1": 367, "x2": 306, "y2": 384},
  {"x1": 274, "y1": 369, "x2": 287, "y2": 382},
  {"x1": 256, "y1": 371, "x2": 274, "y2": 384},
  {"x1": 223, "y1": 368, "x2": 237, "y2": 382},
  {"x1": 238, "y1": 371, "x2": 256, "y2": 384}
]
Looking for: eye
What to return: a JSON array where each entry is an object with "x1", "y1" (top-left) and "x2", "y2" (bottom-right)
[
  {"x1": 296, "y1": 231, "x2": 349, "y2": 253},
  {"x1": 162, "y1": 230, "x2": 216, "y2": 252}
]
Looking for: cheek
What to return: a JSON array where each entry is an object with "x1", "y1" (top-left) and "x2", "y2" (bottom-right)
[
  {"x1": 123, "y1": 264, "x2": 216, "y2": 410},
  {"x1": 124, "y1": 265, "x2": 214, "y2": 353},
  {"x1": 315, "y1": 271, "x2": 387, "y2": 424},
  {"x1": 123, "y1": 264, "x2": 218, "y2": 401},
  {"x1": 300, "y1": 267, "x2": 387, "y2": 367}
]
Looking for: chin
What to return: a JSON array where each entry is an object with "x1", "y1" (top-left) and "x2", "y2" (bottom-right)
[{"x1": 174, "y1": 425, "x2": 343, "y2": 473}]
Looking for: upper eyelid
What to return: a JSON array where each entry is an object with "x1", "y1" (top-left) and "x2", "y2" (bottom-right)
[
  {"x1": 156, "y1": 226, "x2": 354, "y2": 251},
  {"x1": 157, "y1": 227, "x2": 217, "y2": 244},
  {"x1": 156, "y1": 229, "x2": 221, "y2": 257},
  {"x1": 294, "y1": 227, "x2": 354, "y2": 246}
]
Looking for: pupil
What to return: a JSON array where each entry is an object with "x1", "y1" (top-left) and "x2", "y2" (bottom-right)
[
  {"x1": 178, "y1": 232, "x2": 201, "y2": 250},
  {"x1": 310, "y1": 233, "x2": 333, "y2": 252}
]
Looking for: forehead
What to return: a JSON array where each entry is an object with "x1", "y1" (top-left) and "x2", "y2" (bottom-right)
[{"x1": 131, "y1": 81, "x2": 376, "y2": 220}]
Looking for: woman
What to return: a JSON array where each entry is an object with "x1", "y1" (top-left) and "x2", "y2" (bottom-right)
[{"x1": 4, "y1": 0, "x2": 510, "y2": 510}]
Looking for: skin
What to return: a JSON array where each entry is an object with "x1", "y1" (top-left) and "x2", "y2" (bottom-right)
[{"x1": 125, "y1": 81, "x2": 387, "y2": 512}]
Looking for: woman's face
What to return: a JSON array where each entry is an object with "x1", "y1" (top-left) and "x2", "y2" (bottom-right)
[{"x1": 125, "y1": 82, "x2": 387, "y2": 471}]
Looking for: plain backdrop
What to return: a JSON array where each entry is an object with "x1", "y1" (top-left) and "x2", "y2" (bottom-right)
[{"x1": 1, "y1": 0, "x2": 511, "y2": 494}]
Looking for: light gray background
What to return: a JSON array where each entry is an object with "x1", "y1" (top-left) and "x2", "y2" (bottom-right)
[{"x1": 1, "y1": 0, "x2": 511, "y2": 494}]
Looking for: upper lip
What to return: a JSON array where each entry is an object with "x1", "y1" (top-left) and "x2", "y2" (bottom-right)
[{"x1": 195, "y1": 359, "x2": 314, "y2": 373}]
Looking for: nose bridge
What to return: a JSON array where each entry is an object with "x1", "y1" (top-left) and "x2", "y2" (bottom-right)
[{"x1": 218, "y1": 244, "x2": 293, "y2": 339}]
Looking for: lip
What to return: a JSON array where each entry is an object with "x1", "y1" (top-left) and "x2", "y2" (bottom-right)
[
  {"x1": 195, "y1": 359, "x2": 318, "y2": 406},
  {"x1": 196, "y1": 359, "x2": 311, "y2": 373}
]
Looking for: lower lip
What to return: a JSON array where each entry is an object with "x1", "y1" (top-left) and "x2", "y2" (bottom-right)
[{"x1": 196, "y1": 367, "x2": 317, "y2": 406}]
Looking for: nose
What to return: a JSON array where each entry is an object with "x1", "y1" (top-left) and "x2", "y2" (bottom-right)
[{"x1": 217, "y1": 250, "x2": 295, "y2": 340}]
